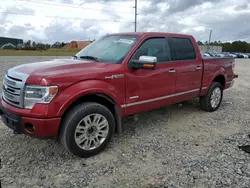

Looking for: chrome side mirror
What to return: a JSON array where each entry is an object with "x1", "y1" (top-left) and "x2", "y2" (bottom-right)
[{"x1": 129, "y1": 55, "x2": 157, "y2": 70}]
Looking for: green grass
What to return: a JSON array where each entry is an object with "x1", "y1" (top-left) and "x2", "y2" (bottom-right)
[{"x1": 0, "y1": 49, "x2": 80, "y2": 56}]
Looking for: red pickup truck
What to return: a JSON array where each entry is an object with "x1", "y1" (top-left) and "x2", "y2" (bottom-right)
[{"x1": 0, "y1": 32, "x2": 238, "y2": 157}]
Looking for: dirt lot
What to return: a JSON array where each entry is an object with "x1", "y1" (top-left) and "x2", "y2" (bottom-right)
[{"x1": 0, "y1": 57, "x2": 250, "y2": 188}]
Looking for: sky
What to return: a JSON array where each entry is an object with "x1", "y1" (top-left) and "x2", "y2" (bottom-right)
[{"x1": 0, "y1": 0, "x2": 250, "y2": 43}]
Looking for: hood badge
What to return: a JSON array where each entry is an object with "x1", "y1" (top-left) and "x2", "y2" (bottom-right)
[{"x1": 105, "y1": 74, "x2": 124, "y2": 80}]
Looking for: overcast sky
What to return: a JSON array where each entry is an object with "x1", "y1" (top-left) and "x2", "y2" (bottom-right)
[{"x1": 0, "y1": 0, "x2": 250, "y2": 43}]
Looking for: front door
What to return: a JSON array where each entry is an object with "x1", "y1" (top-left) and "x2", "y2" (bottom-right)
[{"x1": 123, "y1": 37, "x2": 177, "y2": 116}]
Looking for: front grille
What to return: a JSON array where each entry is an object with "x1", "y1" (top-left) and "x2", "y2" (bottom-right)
[{"x1": 2, "y1": 72, "x2": 26, "y2": 108}]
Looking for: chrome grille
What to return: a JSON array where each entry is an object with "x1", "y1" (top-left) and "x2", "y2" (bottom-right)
[{"x1": 2, "y1": 70, "x2": 28, "y2": 108}]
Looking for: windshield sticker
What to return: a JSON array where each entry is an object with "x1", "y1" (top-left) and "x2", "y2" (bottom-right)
[{"x1": 114, "y1": 39, "x2": 135, "y2": 45}]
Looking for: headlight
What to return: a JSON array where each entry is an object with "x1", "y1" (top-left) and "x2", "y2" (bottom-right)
[{"x1": 24, "y1": 85, "x2": 58, "y2": 109}]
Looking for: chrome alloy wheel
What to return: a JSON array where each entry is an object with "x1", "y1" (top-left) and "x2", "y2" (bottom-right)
[
  {"x1": 210, "y1": 87, "x2": 222, "y2": 108},
  {"x1": 74, "y1": 113, "x2": 109, "y2": 150}
]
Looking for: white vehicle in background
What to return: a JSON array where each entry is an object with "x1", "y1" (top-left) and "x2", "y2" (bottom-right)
[
  {"x1": 223, "y1": 52, "x2": 237, "y2": 58},
  {"x1": 201, "y1": 51, "x2": 211, "y2": 57},
  {"x1": 240, "y1": 53, "x2": 249, "y2": 58},
  {"x1": 230, "y1": 53, "x2": 237, "y2": 58},
  {"x1": 213, "y1": 52, "x2": 225, "y2": 57}
]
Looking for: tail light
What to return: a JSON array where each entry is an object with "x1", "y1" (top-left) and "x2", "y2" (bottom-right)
[{"x1": 232, "y1": 61, "x2": 235, "y2": 73}]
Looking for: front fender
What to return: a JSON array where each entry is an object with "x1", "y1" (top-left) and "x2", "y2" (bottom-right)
[{"x1": 49, "y1": 80, "x2": 125, "y2": 117}]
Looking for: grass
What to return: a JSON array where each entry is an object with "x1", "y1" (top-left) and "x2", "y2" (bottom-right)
[{"x1": 0, "y1": 49, "x2": 80, "y2": 56}]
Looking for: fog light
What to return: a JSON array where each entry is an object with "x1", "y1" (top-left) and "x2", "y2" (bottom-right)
[{"x1": 25, "y1": 123, "x2": 35, "y2": 133}]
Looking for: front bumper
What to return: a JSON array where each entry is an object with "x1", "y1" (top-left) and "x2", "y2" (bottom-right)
[{"x1": 0, "y1": 99, "x2": 61, "y2": 137}]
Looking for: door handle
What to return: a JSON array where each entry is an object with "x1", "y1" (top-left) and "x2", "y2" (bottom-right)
[
  {"x1": 169, "y1": 69, "x2": 176, "y2": 73},
  {"x1": 196, "y1": 66, "x2": 202, "y2": 70}
]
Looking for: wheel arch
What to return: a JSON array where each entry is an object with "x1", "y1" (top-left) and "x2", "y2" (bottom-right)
[
  {"x1": 59, "y1": 93, "x2": 122, "y2": 135},
  {"x1": 212, "y1": 74, "x2": 226, "y2": 88}
]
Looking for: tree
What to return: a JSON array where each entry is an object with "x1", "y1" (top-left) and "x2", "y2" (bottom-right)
[
  {"x1": 32, "y1": 41, "x2": 36, "y2": 48},
  {"x1": 52, "y1": 42, "x2": 61, "y2": 48},
  {"x1": 197, "y1": 41, "x2": 203, "y2": 45},
  {"x1": 61, "y1": 42, "x2": 67, "y2": 47},
  {"x1": 24, "y1": 40, "x2": 32, "y2": 49}
]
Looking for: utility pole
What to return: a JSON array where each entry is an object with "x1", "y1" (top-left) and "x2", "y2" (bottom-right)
[
  {"x1": 134, "y1": 0, "x2": 138, "y2": 32},
  {"x1": 208, "y1": 29, "x2": 212, "y2": 51}
]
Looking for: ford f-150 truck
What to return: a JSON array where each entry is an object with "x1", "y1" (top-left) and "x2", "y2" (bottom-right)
[{"x1": 0, "y1": 32, "x2": 238, "y2": 157}]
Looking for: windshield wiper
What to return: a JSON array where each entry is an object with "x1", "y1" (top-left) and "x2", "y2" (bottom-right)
[{"x1": 79, "y1": 56, "x2": 100, "y2": 62}]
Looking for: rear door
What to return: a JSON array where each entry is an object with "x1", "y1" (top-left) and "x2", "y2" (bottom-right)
[
  {"x1": 124, "y1": 37, "x2": 177, "y2": 116},
  {"x1": 167, "y1": 37, "x2": 203, "y2": 102}
]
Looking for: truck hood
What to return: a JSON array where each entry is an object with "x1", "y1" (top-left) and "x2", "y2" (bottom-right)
[
  {"x1": 10, "y1": 58, "x2": 109, "y2": 77},
  {"x1": 8, "y1": 58, "x2": 116, "y2": 86}
]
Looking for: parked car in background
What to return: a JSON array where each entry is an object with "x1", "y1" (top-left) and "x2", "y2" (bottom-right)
[
  {"x1": 240, "y1": 53, "x2": 249, "y2": 58},
  {"x1": 223, "y1": 52, "x2": 237, "y2": 58},
  {"x1": 234, "y1": 53, "x2": 244, "y2": 58},
  {"x1": 214, "y1": 52, "x2": 225, "y2": 57},
  {"x1": 0, "y1": 32, "x2": 238, "y2": 157},
  {"x1": 206, "y1": 52, "x2": 218, "y2": 57},
  {"x1": 244, "y1": 53, "x2": 250, "y2": 58},
  {"x1": 206, "y1": 52, "x2": 225, "y2": 57},
  {"x1": 201, "y1": 51, "x2": 211, "y2": 57},
  {"x1": 246, "y1": 53, "x2": 250, "y2": 58}
]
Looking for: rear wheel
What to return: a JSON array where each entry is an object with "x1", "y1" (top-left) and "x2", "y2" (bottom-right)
[
  {"x1": 59, "y1": 102, "x2": 115, "y2": 158},
  {"x1": 200, "y1": 82, "x2": 223, "y2": 112}
]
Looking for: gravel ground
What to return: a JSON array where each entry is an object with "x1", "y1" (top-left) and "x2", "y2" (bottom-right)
[{"x1": 1, "y1": 57, "x2": 250, "y2": 188}]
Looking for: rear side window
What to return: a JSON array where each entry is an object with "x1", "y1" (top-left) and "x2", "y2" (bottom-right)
[{"x1": 168, "y1": 37, "x2": 196, "y2": 61}]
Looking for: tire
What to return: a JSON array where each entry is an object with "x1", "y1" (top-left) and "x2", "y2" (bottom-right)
[
  {"x1": 200, "y1": 82, "x2": 223, "y2": 112},
  {"x1": 59, "y1": 102, "x2": 115, "y2": 158}
]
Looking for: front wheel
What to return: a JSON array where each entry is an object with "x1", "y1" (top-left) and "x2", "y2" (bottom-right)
[
  {"x1": 200, "y1": 82, "x2": 223, "y2": 112},
  {"x1": 59, "y1": 102, "x2": 115, "y2": 158}
]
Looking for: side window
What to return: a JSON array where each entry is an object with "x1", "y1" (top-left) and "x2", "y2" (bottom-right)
[
  {"x1": 168, "y1": 37, "x2": 196, "y2": 61},
  {"x1": 131, "y1": 38, "x2": 170, "y2": 63}
]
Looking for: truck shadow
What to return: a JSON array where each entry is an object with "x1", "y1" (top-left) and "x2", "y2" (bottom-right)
[
  {"x1": 1, "y1": 98, "x2": 231, "y2": 163},
  {"x1": 119, "y1": 99, "x2": 202, "y2": 136}
]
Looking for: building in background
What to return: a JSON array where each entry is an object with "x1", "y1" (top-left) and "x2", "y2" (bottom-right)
[
  {"x1": 198, "y1": 45, "x2": 222, "y2": 53},
  {"x1": 0, "y1": 37, "x2": 24, "y2": 49}
]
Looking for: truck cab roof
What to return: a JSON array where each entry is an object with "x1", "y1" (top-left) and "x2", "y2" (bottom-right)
[{"x1": 109, "y1": 32, "x2": 193, "y2": 38}]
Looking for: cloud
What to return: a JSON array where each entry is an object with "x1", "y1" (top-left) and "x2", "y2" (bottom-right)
[
  {"x1": 0, "y1": 0, "x2": 250, "y2": 43},
  {"x1": 43, "y1": 20, "x2": 103, "y2": 42},
  {"x1": 140, "y1": 0, "x2": 223, "y2": 15},
  {"x1": 1, "y1": 6, "x2": 35, "y2": 22},
  {"x1": 234, "y1": 3, "x2": 249, "y2": 10}
]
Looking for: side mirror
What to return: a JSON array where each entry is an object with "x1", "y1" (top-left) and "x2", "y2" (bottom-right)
[{"x1": 129, "y1": 56, "x2": 157, "y2": 70}]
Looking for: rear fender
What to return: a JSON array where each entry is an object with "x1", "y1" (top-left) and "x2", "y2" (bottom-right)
[
  {"x1": 209, "y1": 67, "x2": 227, "y2": 87},
  {"x1": 201, "y1": 68, "x2": 226, "y2": 96}
]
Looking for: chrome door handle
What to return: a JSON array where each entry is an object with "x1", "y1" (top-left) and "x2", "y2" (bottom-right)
[
  {"x1": 196, "y1": 66, "x2": 201, "y2": 70},
  {"x1": 169, "y1": 69, "x2": 176, "y2": 73}
]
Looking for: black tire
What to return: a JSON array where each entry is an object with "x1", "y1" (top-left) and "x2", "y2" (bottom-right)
[
  {"x1": 200, "y1": 82, "x2": 223, "y2": 112},
  {"x1": 59, "y1": 102, "x2": 115, "y2": 158}
]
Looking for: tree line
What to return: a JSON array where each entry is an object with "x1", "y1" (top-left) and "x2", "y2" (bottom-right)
[
  {"x1": 197, "y1": 40, "x2": 250, "y2": 53},
  {"x1": 19, "y1": 40, "x2": 68, "y2": 50}
]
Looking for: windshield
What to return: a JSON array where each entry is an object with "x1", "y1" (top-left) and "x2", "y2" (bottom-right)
[{"x1": 74, "y1": 35, "x2": 138, "y2": 64}]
